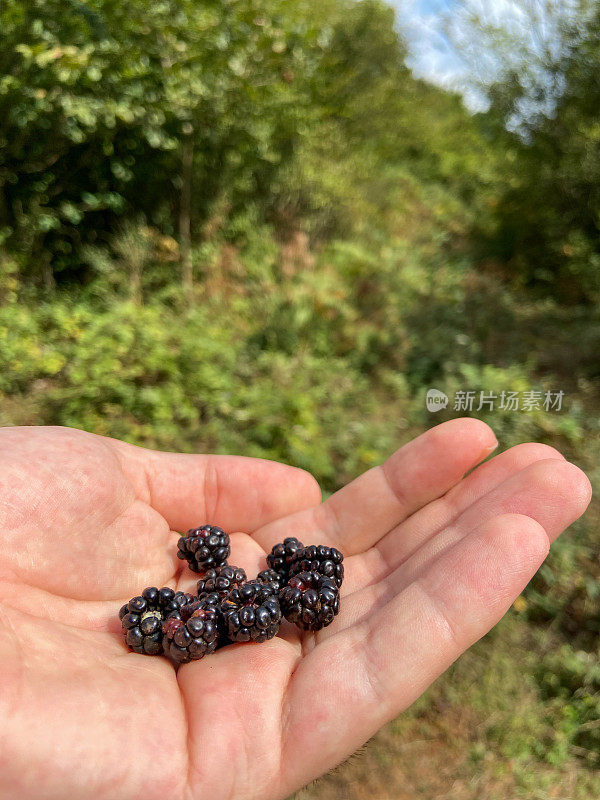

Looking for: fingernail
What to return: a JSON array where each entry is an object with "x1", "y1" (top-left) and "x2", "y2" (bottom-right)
[{"x1": 478, "y1": 438, "x2": 499, "y2": 462}]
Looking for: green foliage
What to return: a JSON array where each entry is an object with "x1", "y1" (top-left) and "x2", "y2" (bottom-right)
[
  {"x1": 1, "y1": 0, "x2": 500, "y2": 283},
  {"x1": 454, "y1": 0, "x2": 600, "y2": 302},
  {"x1": 537, "y1": 644, "x2": 600, "y2": 766},
  {"x1": 1, "y1": 224, "x2": 597, "y2": 497},
  {"x1": 0, "y1": 0, "x2": 327, "y2": 278},
  {"x1": 0, "y1": 285, "x2": 404, "y2": 489}
]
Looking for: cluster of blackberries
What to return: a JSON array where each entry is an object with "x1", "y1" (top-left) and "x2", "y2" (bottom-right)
[{"x1": 120, "y1": 526, "x2": 344, "y2": 665}]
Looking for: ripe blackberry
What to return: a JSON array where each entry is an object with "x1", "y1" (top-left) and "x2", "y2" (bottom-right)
[
  {"x1": 161, "y1": 588, "x2": 198, "y2": 617},
  {"x1": 197, "y1": 565, "x2": 247, "y2": 601},
  {"x1": 221, "y1": 581, "x2": 282, "y2": 643},
  {"x1": 119, "y1": 586, "x2": 195, "y2": 655},
  {"x1": 279, "y1": 570, "x2": 340, "y2": 632},
  {"x1": 177, "y1": 524, "x2": 231, "y2": 572},
  {"x1": 257, "y1": 568, "x2": 283, "y2": 592},
  {"x1": 289, "y1": 545, "x2": 344, "y2": 588},
  {"x1": 266, "y1": 537, "x2": 304, "y2": 581},
  {"x1": 162, "y1": 598, "x2": 221, "y2": 663}
]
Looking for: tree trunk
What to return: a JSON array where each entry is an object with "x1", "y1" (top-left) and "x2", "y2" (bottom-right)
[
  {"x1": 0, "y1": 182, "x2": 7, "y2": 229},
  {"x1": 179, "y1": 128, "x2": 194, "y2": 301},
  {"x1": 41, "y1": 251, "x2": 55, "y2": 291},
  {"x1": 131, "y1": 261, "x2": 142, "y2": 306}
]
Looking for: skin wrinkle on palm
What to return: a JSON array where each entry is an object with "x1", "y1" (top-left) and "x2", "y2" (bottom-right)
[{"x1": 0, "y1": 420, "x2": 591, "y2": 800}]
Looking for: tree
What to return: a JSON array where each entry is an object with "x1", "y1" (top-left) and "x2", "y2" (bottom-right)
[{"x1": 448, "y1": 0, "x2": 600, "y2": 301}]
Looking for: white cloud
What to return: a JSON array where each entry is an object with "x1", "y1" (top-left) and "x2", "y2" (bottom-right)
[
  {"x1": 390, "y1": 0, "x2": 587, "y2": 116},
  {"x1": 391, "y1": 0, "x2": 489, "y2": 109}
]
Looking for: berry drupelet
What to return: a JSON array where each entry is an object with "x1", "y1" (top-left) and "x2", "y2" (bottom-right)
[
  {"x1": 177, "y1": 524, "x2": 231, "y2": 572},
  {"x1": 279, "y1": 570, "x2": 340, "y2": 632},
  {"x1": 266, "y1": 537, "x2": 304, "y2": 582},
  {"x1": 197, "y1": 565, "x2": 247, "y2": 601},
  {"x1": 289, "y1": 544, "x2": 344, "y2": 588},
  {"x1": 221, "y1": 581, "x2": 282, "y2": 643},
  {"x1": 119, "y1": 586, "x2": 195, "y2": 655},
  {"x1": 162, "y1": 598, "x2": 221, "y2": 663},
  {"x1": 256, "y1": 568, "x2": 283, "y2": 592}
]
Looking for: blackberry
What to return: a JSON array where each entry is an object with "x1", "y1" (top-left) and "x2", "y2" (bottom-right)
[
  {"x1": 257, "y1": 568, "x2": 283, "y2": 592},
  {"x1": 177, "y1": 524, "x2": 231, "y2": 572},
  {"x1": 161, "y1": 588, "x2": 197, "y2": 617},
  {"x1": 197, "y1": 565, "x2": 247, "y2": 601},
  {"x1": 279, "y1": 570, "x2": 340, "y2": 632},
  {"x1": 119, "y1": 586, "x2": 195, "y2": 655},
  {"x1": 162, "y1": 598, "x2": 221, "y2": 663},
  {"x1": 289, "y1": 545, "x2": 344, "y2": 588},
  {"x1": 266, "y1": 537, "x2": 304, "y2": 581},
  {"x1": 221, "y1": 581, "x2": 281, "y2": 643}
]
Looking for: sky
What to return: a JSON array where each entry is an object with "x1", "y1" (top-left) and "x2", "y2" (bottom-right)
[
  {"x1": 390, "y1": 0, "x2": 477, "y2": 103},
  {"x1": 390, "y1": 0, "x2": 585, "y2": 116}
]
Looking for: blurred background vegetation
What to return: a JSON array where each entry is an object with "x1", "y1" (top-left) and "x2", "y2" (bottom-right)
[{"x1": 1, "y1": 0, "x2": 599, "y2": 796}]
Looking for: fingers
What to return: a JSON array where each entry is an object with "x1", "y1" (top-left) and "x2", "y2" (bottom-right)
[
  {"x1": 254, "y1": 418, "x2": 498, "y2": 555},
  {"x1": 347, "y1": 443, "x2": 567, "y2": 590},
  {"x1": 372, "y1": 457, "x2": 591, "y2": 588},
  {"x1": 323, "y1": 457, "x2": 591, "y2": 635},
  {"x1": 279, "y1": 513, "x2": 550, "y2": 792},
  {"x1": 108, "y1": 439, "x2": 322, "y2": 532}
]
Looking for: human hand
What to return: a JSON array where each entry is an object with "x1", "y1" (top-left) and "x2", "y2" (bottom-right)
[{"x1": 0, "y1": 421, "x2": 591, "y2": 800}]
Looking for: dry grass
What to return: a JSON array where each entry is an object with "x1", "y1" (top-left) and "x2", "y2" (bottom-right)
[{"x1": 291, "y1": 696, "x2": 596, "y2": 800}]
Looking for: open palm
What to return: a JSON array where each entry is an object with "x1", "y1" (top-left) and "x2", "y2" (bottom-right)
[{"x1": 0, "y1": 421, "x2": 591, "y2": 800}]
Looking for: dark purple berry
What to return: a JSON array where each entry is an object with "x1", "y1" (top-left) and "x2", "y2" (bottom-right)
[
  {"x1": 120, "y1": 586, "x2": 195, "y2": 655},
  {"x1": 177, "y1": 524, "x2": 231, "y2": 572},
  {"x1": 279, "y1": 570, "x2": 340, "y2": 632},
  {"x1": 257, "y1": 568, "x2": 283, "y2": 592},
  {"x1": 162, "y1": 599, "x2": 221, "y2": 663},
  {"x1": 289, "y1": 544, "x2": 344, "y2": 588},
  {"x1": 266, "y1": 537, "x2": 304, "y2": 581},
  {"x1": 197, "y1": 565, "x2": 247, "y2": 600},
  {"x1": 221, "y1": 581, "x2": 281, "y2": 643}
]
